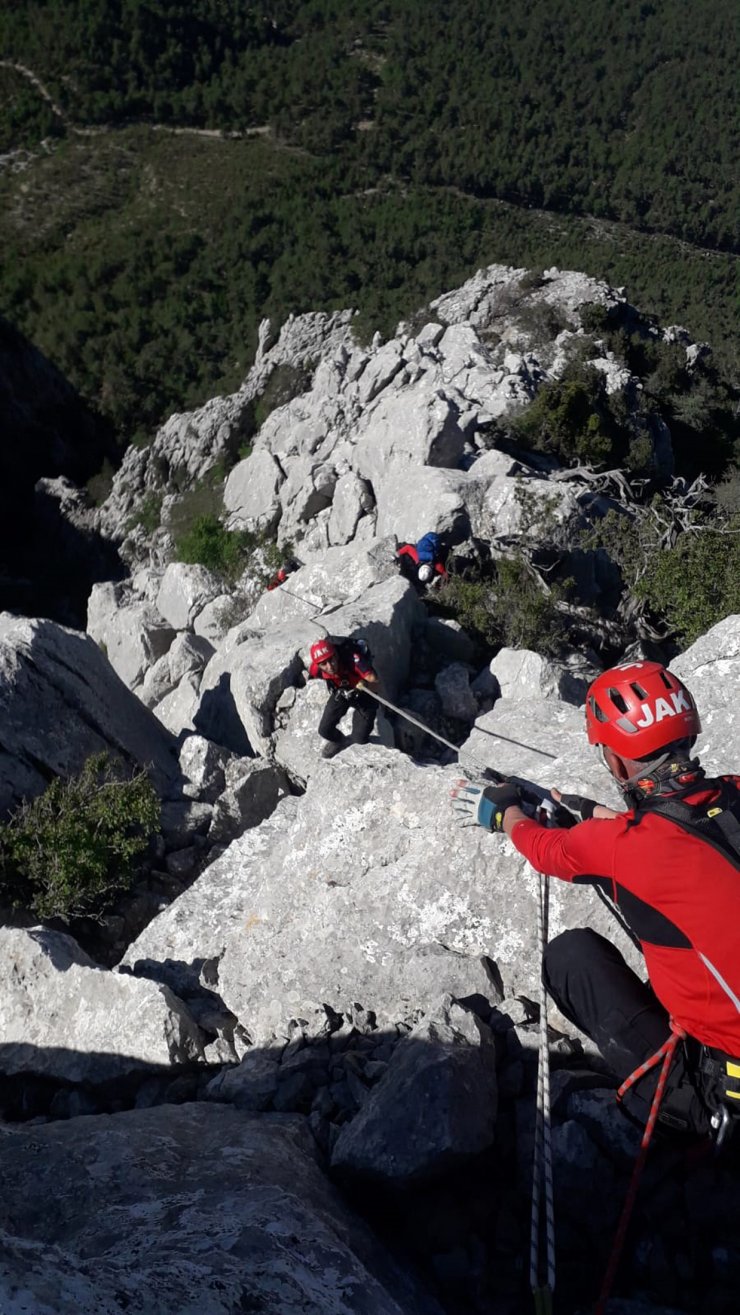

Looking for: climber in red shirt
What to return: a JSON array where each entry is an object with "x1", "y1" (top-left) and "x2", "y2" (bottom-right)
[
  {"x1": 452, "y1": 661, "x2": 740, "y2": 1139},
  {"x1": 308, "y1": 636, "x2": 379, "y2": 758},
  {"x1": 266, "y1": 558, "x2": 301, "y2": 591}
]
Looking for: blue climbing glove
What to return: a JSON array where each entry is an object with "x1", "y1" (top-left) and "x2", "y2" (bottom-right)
[{"x1": 450, "y1": 779, "x2": 522, "y2": 832}]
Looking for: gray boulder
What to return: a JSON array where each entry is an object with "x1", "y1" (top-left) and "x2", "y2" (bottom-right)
[
  {"x1": 434, "y1": 663, "x2": 478, "y2": 722},
  {"x1": 672, "y1": 613, "x2": 740, "y2": 775},
  {"x1": 243, "y1": 536, "x2": 398, "y2": 633},
  {"x1": 197, "y1": 620, "x2": 313, "y2": 757},
  {"x1": 0, "y1": 1105, "x2": 443, "y2": 1314},
  {"x1": 122, "y1": 724, "x2": 636, "y2": 1043},
  {"x1": 178, "y1": 733, "x2": 228, "y2": 802},
  {"x1": 223, "y1": 448, "x2": 284, "y2": 532},
  {"x1": 352, "y1": 378, "x2": 467, "y2": 484},
  {"x1": 141, "y1": 631, "x2": 215, "y2": 710},
  {"x1": 0, "y1": 613, "x2": 179, "y2": 815},
  {"x1": 208, "y1": 757, "x2": 290, "y2": 844},
  {"x1": 154, "y1": 671, "x2": 202, "y2": 735},
  {"x1": 87, "y1": 582, "x2": 175, "y2": 690},
  {"x1": 156, "y1": 562, "x2": 223, "y2": 631},
  {"x1": 331, "y1": 999, "x2": 498, "y2": 1183},
  {"x1": 0, "y1": 927, "x2": 204, "y2": 1083},
  {"x1": 328, "y1": 471, "x2": 375, "y2": 544},
  {"x1": 483, "y1": 646, "x2": 598, "y2": 707}
]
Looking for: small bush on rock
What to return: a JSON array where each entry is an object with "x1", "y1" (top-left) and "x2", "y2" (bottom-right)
[
  {"x1": 636, "y1": 520, "x2": 740, "y2": 646},
  {"x1": 509, "y1": 362, "x2": 631, "y2": 469},
  {"x1": 439, "y1": 557, "x2": 567, "y2": 656},
  {"x1": 175, "y1": 513, "x2": 287, "y2": 586},
  {"x1": 0, "y1": 754, "x2": 161, "y2": 921}
]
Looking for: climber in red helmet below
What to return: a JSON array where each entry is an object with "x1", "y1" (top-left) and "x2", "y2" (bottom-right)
[
  {"x1": 452, "y1": 661, "x2": 740, "y2": 1142},
  {"x1": 308, "y1": 635, "x2": 379, "y2": 759}
]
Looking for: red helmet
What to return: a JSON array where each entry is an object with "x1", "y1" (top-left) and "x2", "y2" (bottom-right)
[
  {"x1": 310, "y1": 638, "x2": 336, "y2": 665},
  {"x1": 585, "y1": 662, "x2": 700, "y2": 758}
]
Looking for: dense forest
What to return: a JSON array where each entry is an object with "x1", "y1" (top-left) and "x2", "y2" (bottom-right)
[{"x1": 0, "y1": 0, "x2": 738, "y2": 448}]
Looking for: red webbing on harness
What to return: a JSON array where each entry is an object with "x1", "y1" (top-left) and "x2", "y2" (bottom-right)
[{"x1": 594, "y1": 1023, "x2": 686, "y2": 1315}]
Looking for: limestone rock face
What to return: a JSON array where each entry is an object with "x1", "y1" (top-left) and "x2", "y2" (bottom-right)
[
  {"x1": 223, "y1": 448, "x2": 284, "y2": 531},
  {"x1": 87, "y1": 581, "x2": 175, "y2": 689},
  {"x1": 331, "y1": 1000, "x2": 498, "y2": 1183},
  {"x1": 242, "y1": 536, "x2": 398, "y2": 633},
  {"x1": 122, "y1": 723, "x2": 637, "y2": 1044},
  {"x1": 672, "y1": 614, "x2": 740, "y2": 776},
  {"x1": 0, "y1": 613, "x2": 179, "y2": 815},
  {"x1": 156, "y1": 562, "x2": 223, "y2": 631},
  {"x1": 0, "y1": 927, "x2": 204, "y2": 1083},
  {"x1": 0, "y1": 1105, "x2": 442, "y2": 1315},
  {"x1": 485, "y1": 646, "x2": 598, "y2": 706}
]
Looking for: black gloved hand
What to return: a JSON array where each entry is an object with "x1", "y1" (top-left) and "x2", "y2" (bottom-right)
[{"x1": 557, "y1": 792, "x2": 599, "y2": 822}]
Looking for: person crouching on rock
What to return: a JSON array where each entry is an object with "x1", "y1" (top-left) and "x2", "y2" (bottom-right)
[
  {"x1": 396, "y1": 531, "x2": 447, "y2": 593},
  {"x1": 308, "y1": 636, "x2": 379, "y2": 759},
  {"x1": 451, "y1": 661, "x2": 740, "y2": 1143},
  {"x1": 267, "y1": 557, "x2": 301, "y2": 591}
]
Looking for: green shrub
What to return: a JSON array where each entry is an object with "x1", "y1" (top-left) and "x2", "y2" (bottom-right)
[
  {"x1": 175, "y1": 513, "x2": 289, "y2": 586},
  {"x1": 636, "y1": 521, "x2": 740, "y2": 646},
  {"x1": 438, "y1": 556, "x2": 567, "y2": 656},
  {"x1": 176, "y1": 514, "x2": 253, "y2": 580},
  {"x1": 0, "y1": 754, "x2": 161, "y2": 921},
  {"x1": 509, "y1": 363, "x2": 632, "y2": 469},
  {"x1": 126, "y1": 492, "x2": 163, "y2": 533}
]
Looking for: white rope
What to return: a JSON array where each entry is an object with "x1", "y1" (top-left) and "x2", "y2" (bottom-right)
[
  {"x1": 530, "y1": 867, "x2": 556, "y2": 1308},
  {"x1": 360, "y1": 683, "x2": 556, "y2": 763}
]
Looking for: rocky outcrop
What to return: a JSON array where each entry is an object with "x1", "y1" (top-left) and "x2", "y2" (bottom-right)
[
  {"x1": 0, "y1": 612, "x2": 180, "y2": 815},
  {"x1": 96, "y1": 310, "x2": 357, "y2": 557},
  {"x1": 331, "y1": 999, "x2": 499, "y2": 1183},
  {"x1": 0, "y1": 1105, "x2": 443, "y2": 1314},
  {"x1": 97, "y1": 264, "x2": 685, "y2": 575},
  {"x1": 0, "y1": 926, "x2": 204, "y2": 1083},
  {"x1": 5, "y1": 264, "x2": 739, "y2": 1315},
  {"x1": 120, "y1": 739, "x2": 628, "y2": 1043}
]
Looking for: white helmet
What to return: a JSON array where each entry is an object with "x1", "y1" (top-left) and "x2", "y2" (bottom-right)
[{"x1": 418, "y1": 563, "x2": 434, "y2": 583}]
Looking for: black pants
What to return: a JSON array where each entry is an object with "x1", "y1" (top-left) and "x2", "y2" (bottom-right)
[
  {"x1": 318, "y1": 688, "x2": 376, "y2": 745},
  {"x1": 543, "y1": 928, "x2": 713, "y2": 1137}
]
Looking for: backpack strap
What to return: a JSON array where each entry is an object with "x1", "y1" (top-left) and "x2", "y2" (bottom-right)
[{"x1": 644, "y1": 779, "x2": 740, "y2": 872}]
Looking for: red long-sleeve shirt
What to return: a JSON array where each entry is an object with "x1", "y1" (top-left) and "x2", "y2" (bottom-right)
[{"x1": 511, "y1": 779, "x2": 740, "y2": 1056}]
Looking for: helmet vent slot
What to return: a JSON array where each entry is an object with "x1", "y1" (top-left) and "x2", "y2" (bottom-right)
[
  {"x1": 630, "y1": 682, "x2": 647, "y2": 699},
  {"x1": 589, "y1": 697, "x2": 608, "y2": 723},
  {"x1": 608, "y1": 690, "x2": 629, "y2": 714}
]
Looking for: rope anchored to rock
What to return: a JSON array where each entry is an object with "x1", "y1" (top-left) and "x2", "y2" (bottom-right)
[
  {"x1": 358, "y1": 682, "x2": 557, "y2": 763},
  {"x1": 530, "y1": 866, "x2": 556, "y2": 1314},
  {"x1": 594, "y1": 1023, "x2": 686, "y2": 1315}
]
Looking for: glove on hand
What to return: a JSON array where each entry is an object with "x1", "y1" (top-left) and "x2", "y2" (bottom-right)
[
  {"x1": 451, "y1": 780, "x2": 521, "y2": 832},
  {"x1": 557, "y1": 792, "x2": 599, "y2": 822}
]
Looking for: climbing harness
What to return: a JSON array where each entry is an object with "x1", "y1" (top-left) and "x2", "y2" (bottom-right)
[
  {"x1": 594, "y1": 1023, "x2": 685, "y2": 1315},
  {"x1": 530, "y1": 864, "x2": 556, "y2": 1314},
  {"x1": 360, "y1": 683, "x2": 557, "y2": 763}
]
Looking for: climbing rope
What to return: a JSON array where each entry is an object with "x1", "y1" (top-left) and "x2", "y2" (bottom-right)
[
  {"x1": 594, "y1": 1023, "x2": 685, "y2": 1314},
  {"x1": 530, "y1": 866, "x2": 556, "y2": 1313},
  {"x1": 360, "y1": 682, "x2": 557, "y2": 762}
]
